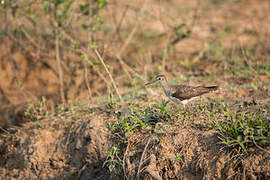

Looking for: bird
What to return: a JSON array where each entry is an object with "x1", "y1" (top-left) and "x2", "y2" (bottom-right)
[{"x1": 145, "y1": 75, "x2": 218, "y2": 107}]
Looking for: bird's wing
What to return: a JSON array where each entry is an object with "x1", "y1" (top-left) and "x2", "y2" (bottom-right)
[{"x1": 170, "y1": 85, "x2": 218, "y2": 101}]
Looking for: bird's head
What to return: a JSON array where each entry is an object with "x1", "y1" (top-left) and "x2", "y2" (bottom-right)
[{"x1": 145, "y1": 75, "x2": 167, "y2": 86}]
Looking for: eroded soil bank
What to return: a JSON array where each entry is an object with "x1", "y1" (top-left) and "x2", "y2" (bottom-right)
[{"x1": 1, "y1": 100, "x2": 269, "y2": 180}]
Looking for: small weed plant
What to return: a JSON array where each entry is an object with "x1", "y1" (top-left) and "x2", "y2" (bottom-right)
[
  {"x1": 108, "y1": 100, "x2": 174, "y2": 139},
  {"x1": 213, "y1": 102, "x2": 270, "y2": 151},
  {"x1": 24, "y1": 99, "x2": 51, "y2": 121},
  {"x1": 106, "y1": 100, "x2": 174, "y2": 175},
  {"x1": 103, "y1": 146, "x2": 122, "y2": 175}
]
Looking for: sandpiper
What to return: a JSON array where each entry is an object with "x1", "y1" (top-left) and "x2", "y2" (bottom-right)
[{"x1": 145, "y1": 75, "x2": 218, "y2": 107}]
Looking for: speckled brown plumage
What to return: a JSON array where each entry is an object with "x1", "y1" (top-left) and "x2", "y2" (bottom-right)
[
  {"x1": 145, "y1": 75, "x2": 218, "y2": 106},
  {"x1": 170, "y1": 85, "x2": 218, "y2": 101}
]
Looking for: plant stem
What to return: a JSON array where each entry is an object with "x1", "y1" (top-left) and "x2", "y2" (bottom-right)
[
  {"x1": 94, "y1": 48, "x2": 123, "y2": 103},
  {"x1": 55, "y1": 30, "x2": 65, "y2": 103}
]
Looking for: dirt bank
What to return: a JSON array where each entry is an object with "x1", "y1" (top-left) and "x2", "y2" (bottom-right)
[{"x1": 1, "y1": 101, "x2": 269, "y2": 179}]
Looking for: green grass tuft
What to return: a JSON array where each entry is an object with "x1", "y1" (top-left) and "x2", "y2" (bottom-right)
[{"x1": 211, "y1": 102, "x2": 270, "y2": 151}]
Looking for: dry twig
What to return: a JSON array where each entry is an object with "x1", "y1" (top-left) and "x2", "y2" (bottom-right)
[
  {"x1": 136, "y1": 136, "x2": 152, "y2": 179},
  {"x1": 94, "y1": 49, "x2": 123, "y2": 103},
  {"x1": 115, "y1": 0, "x2": 149, "y2": 81},
  {"x1": 55, "y1": 30, "x2": 65, "y2": 103}
]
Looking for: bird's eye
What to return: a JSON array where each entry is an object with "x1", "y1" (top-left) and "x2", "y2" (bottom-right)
[{"x1": 157, "y1": 77, "x2": 161, "y2": 80}]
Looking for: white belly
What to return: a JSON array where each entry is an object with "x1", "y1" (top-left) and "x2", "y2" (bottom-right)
[{"x1": 168, "y1": 96, "x2": 198, "y2": 106}]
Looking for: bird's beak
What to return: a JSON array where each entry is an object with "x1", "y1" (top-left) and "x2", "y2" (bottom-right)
[{"x1": 145, "y1": 80, "x2": 157, "y2": 86}]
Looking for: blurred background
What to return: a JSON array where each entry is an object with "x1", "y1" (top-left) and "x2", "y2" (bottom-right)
[{"x1": 0, "y1": 0, "x2": 269, "y2": 127}]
